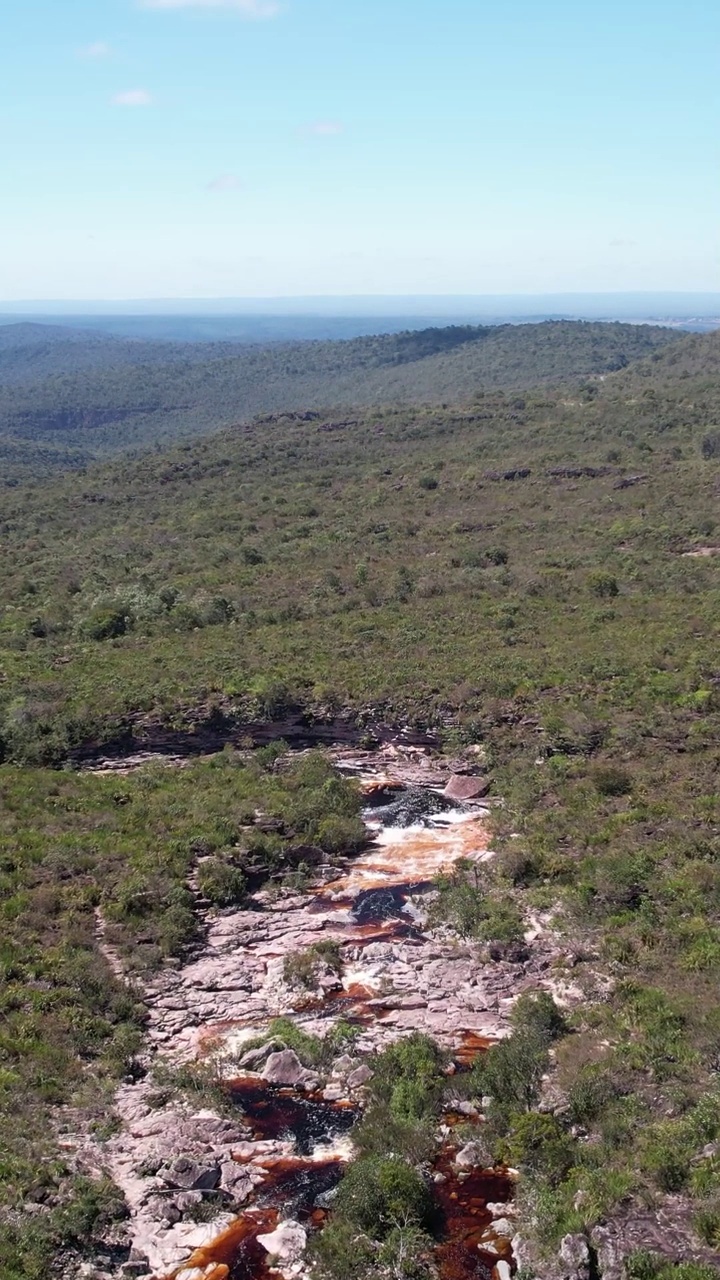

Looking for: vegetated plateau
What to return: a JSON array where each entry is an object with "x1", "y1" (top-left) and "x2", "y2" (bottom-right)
[
  {"x1": 2, "y1": 321, "x2": 720, "y2": 1280},
  {"x1": 0, "y1": 319, "x2": 682, "y2": 479}
]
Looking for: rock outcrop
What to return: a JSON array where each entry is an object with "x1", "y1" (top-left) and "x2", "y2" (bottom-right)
[{"x1": 75, "y1": 746, "x2": 593, "y2": 1280}]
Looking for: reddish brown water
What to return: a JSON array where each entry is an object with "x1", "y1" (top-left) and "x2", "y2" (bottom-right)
[
  {"x1": 455, "y1": 1032, "x2": 494, "y2": 1068},
  {"x1": 154, "y1": 1155, "x2": 347, "y2": 1280},
  {"x1": 155, "y1": 1208, "x2": 277, "y2": 1280},
  {"x1": 251, "y1": 1154, "x2": 346, "y2": 1219},
  {"x1": 434, "y1": 1148, "x2": 514, "y2": 1280}
]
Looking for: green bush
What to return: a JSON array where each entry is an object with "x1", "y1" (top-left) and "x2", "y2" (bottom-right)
[
  {"x1": 640, "y1": 1127, "x2": 692, "y2": 1193},
  {"x1": 499, "y1": 1111, "x2": 575, "y2": 1185},
  {"x1": 588, "y1": 571, "x2": 619, "y2": 598},
  {"x1": 626, "y1": 1252, "x2": 720, "y2": 1280},
  {"x1": 567, "y1": 1066, "x2": 619, "y2": 1125},
  {"x1": 694, "y1": 1202, "x2": 720, "y2": 1248},
  {"x1": 429, "y1": 867, "x2": 487, "y2": 938},
  {"x1": 196, "y1": 857, "x2": 247, "y2": 907},
  {"x1": 314, "y1": 815, "x2": 367, "y2": 853},
  {"x1": 486, "y1": 546, "x2": 509, "y2": 565},
  {"x1": 378, "y1": 1225, "x2": 434, "y2": 1280},
  {"x1": 369, "y1": 1033, "x2": 447, "y2": 1122},
  {"x1": 592, "y1": 765, "x2": 633, "y2": 796},
  {"x1": 267, "y1": 1017, "x2": 324, "y2": 1066},
  {"x1": 283, "y1": 940, "x2": 343, "y2": 989},
  {"x1": 352, "y1": 1106, "x2": 436, "y2": 1165},
  {"x1": 700, "y1": 432, "x2": 720, "y2": 460},
  {"x1": 511, "y1": 992, "x2": 567, "y2": 1044},
  {"x1": 310, "y1": 1218, "x2": 375, "y2": 1280},
  {"x1": 471, "y1": 1027, "x2": 548, "y2": 1115},
  {"x1": 334, "y1": 1156, "x2": 434, "y2": 1237},
  {"x1": 82, "y1": 607, "x2": 130, "y2": 640}
]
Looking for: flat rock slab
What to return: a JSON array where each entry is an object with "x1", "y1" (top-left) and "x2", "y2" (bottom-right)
[{"x1": 443, "y1": 774, "x2": 491, "y2": 802}]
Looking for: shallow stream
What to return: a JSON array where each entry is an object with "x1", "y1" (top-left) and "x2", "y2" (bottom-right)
[{"x1": 126, "y1": 749, "x2": 516, "y2": 1280}]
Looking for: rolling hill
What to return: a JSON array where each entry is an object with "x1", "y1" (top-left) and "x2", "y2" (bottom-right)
[{"x1": 0, "y1": 320, "x2": 683, "y2": 479}]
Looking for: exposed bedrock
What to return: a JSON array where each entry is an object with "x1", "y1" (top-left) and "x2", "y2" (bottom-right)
[{"x1": 73, "y1": 746, "x2": 587, "y2": 1280}]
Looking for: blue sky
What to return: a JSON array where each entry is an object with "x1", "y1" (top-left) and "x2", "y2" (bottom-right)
[{"x1": 0, "y1": 0, "x2": 718, "y2": 299}]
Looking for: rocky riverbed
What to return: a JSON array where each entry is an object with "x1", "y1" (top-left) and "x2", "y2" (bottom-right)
[{"x1": 71, "y1": 743, "x2": 586, "y2": 1280}]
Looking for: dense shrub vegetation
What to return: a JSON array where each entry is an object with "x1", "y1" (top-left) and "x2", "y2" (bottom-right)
[
  {"x1": 0, "y1": 749, "x2": 363, "y2": 1275},
  {"x1": 2, "y1": 322, "x2": 720, "y2": 1274},
  {"x1": 0, "y1": 320, "x2": 681, "y2": 477},
  {"x1": 312, "y1": 1035, "x2": 447, "y2": 1280}
]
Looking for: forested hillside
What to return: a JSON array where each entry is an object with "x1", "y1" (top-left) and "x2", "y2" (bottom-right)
[
  {"x1": 0, "y1": 322, "x2": 183, "y2": 384},
  {"x1": 0, "y1": 320, "x2": 681, "y2": 479},
  {"x1": 1, "y1": 329, "x2": 719, "y2": 755}
]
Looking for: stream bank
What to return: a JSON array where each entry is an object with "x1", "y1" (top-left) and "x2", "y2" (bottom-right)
[{"x1": 72, "y1": 742, "x2": 583, "y2": 1280}]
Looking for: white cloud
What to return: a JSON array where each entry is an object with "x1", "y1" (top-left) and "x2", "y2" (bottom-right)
[
  {"x1": 207, "y1": 174, "x2": 244, "y2": 191},
  {"x1": 112, "y1": 89, "x2": 154, "y2": 107},
  {"x1": 307, "y1": 120, "x2": 344, "y2": 136},
  {"x1": 78, "y1": 41, "x2": 111, "y2": 58},
  {"x1": 140, "y1": 0, "x2": 280, "y2": 15}
]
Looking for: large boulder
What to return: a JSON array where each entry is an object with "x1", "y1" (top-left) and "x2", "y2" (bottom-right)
[
  {"x1": 443, "y1": 774, "x2": 490, "y2": 802},
  {"x1": 257, "y1": 1219, "x2": 307, "y2": 1262},
  {"x1": 347, "y1": 1064, "x2": 373, "y2": 1089},
  {"x1": 238, "y1": 1038, "x2": 286, "y2": 1070},
  {"x1": 159, "y1": 1156, "x2": 220, "y2": 1192},
  {"x1": 219, "y1": 1161, "x2": 256, "y2": 1202},
  {"x1": 261, "y1": 1049, "x2": 317, "y2": 1088}
]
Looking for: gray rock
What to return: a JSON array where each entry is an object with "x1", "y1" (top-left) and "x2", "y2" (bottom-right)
[
  {"x1": 331, "y1": 1054, "x2": 357, "y2": 1076},
  {"x1": 175, "y1": 1190, "x2": 203, "y2": 1213},
  {"x1": 314, "y1": 1187, "x2": 339, "y2": 1210},
  {"x1": 590, "y1": 1226, "x2": 624, "y2": 1280},
  {"x1": 238, "y1": 1038, "x2": 285, "y2": 1070},
  {"x1": 261, "y1": 1049, "x2": 316, "y2": 1088},
  {"x1": 323, "y1": 1082, "x2": 347, "y2": 1101},
  {"x1": 452, "y1": 1100, "x2": 480, "y2": 1117},
  {"x1": 455, "y1": 1139, "x2": 492, "y2": 1170},
  {"x1": 144, "y1": 1194, "x2": 181, "y2": 1225},
  {"x1": 560, "y1": 1233, "x2": 591, "y2": 1280},
  {"x1": 220, "y1": 1161, "x2": 255, "y2": 1201},
  {"x1": 257, "y1": 1219, "x2": 307, "y2": 1262},
  {"x1": 492, "y1": 1218, "x2": 515, "y2": 1240},
  {"x1": 347, "y1": 1064, "x2": 373, "y2": 1088},
  {"x1": 160, "y1": 1156, "x2": 221, "y2": 1191},
  {"x1": 443, "y1": 774, "x2": 491, "y2": 802},
  {"x1": 161, "y1": 1201, "x2": 182, "y2": 1226}
]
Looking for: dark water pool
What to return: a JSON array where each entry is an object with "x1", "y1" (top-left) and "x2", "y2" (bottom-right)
[{"x1": 228, "y1": 1077, "x2": 357, "y2": 1156}]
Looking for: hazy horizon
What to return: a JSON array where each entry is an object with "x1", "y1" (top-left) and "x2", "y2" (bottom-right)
[{"x1": 3, "y1": 292, "x2": 720, "y2": 318}]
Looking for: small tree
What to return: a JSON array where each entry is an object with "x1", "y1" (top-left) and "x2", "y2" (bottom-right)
[
  {"x1": 588, "y1": 571, "x2": 618, "y2": 598},
  {"x1": 700, "y1": 432, "x2": 720, "y2": 460}
]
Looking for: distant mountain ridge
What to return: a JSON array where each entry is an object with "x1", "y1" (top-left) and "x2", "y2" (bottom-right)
[
  {"x1": 0, "y1": 320, "x2": 683, "y2": 479},
  {"x1": 0, "y1": 321, "x2": 242, "y2": 385}
]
